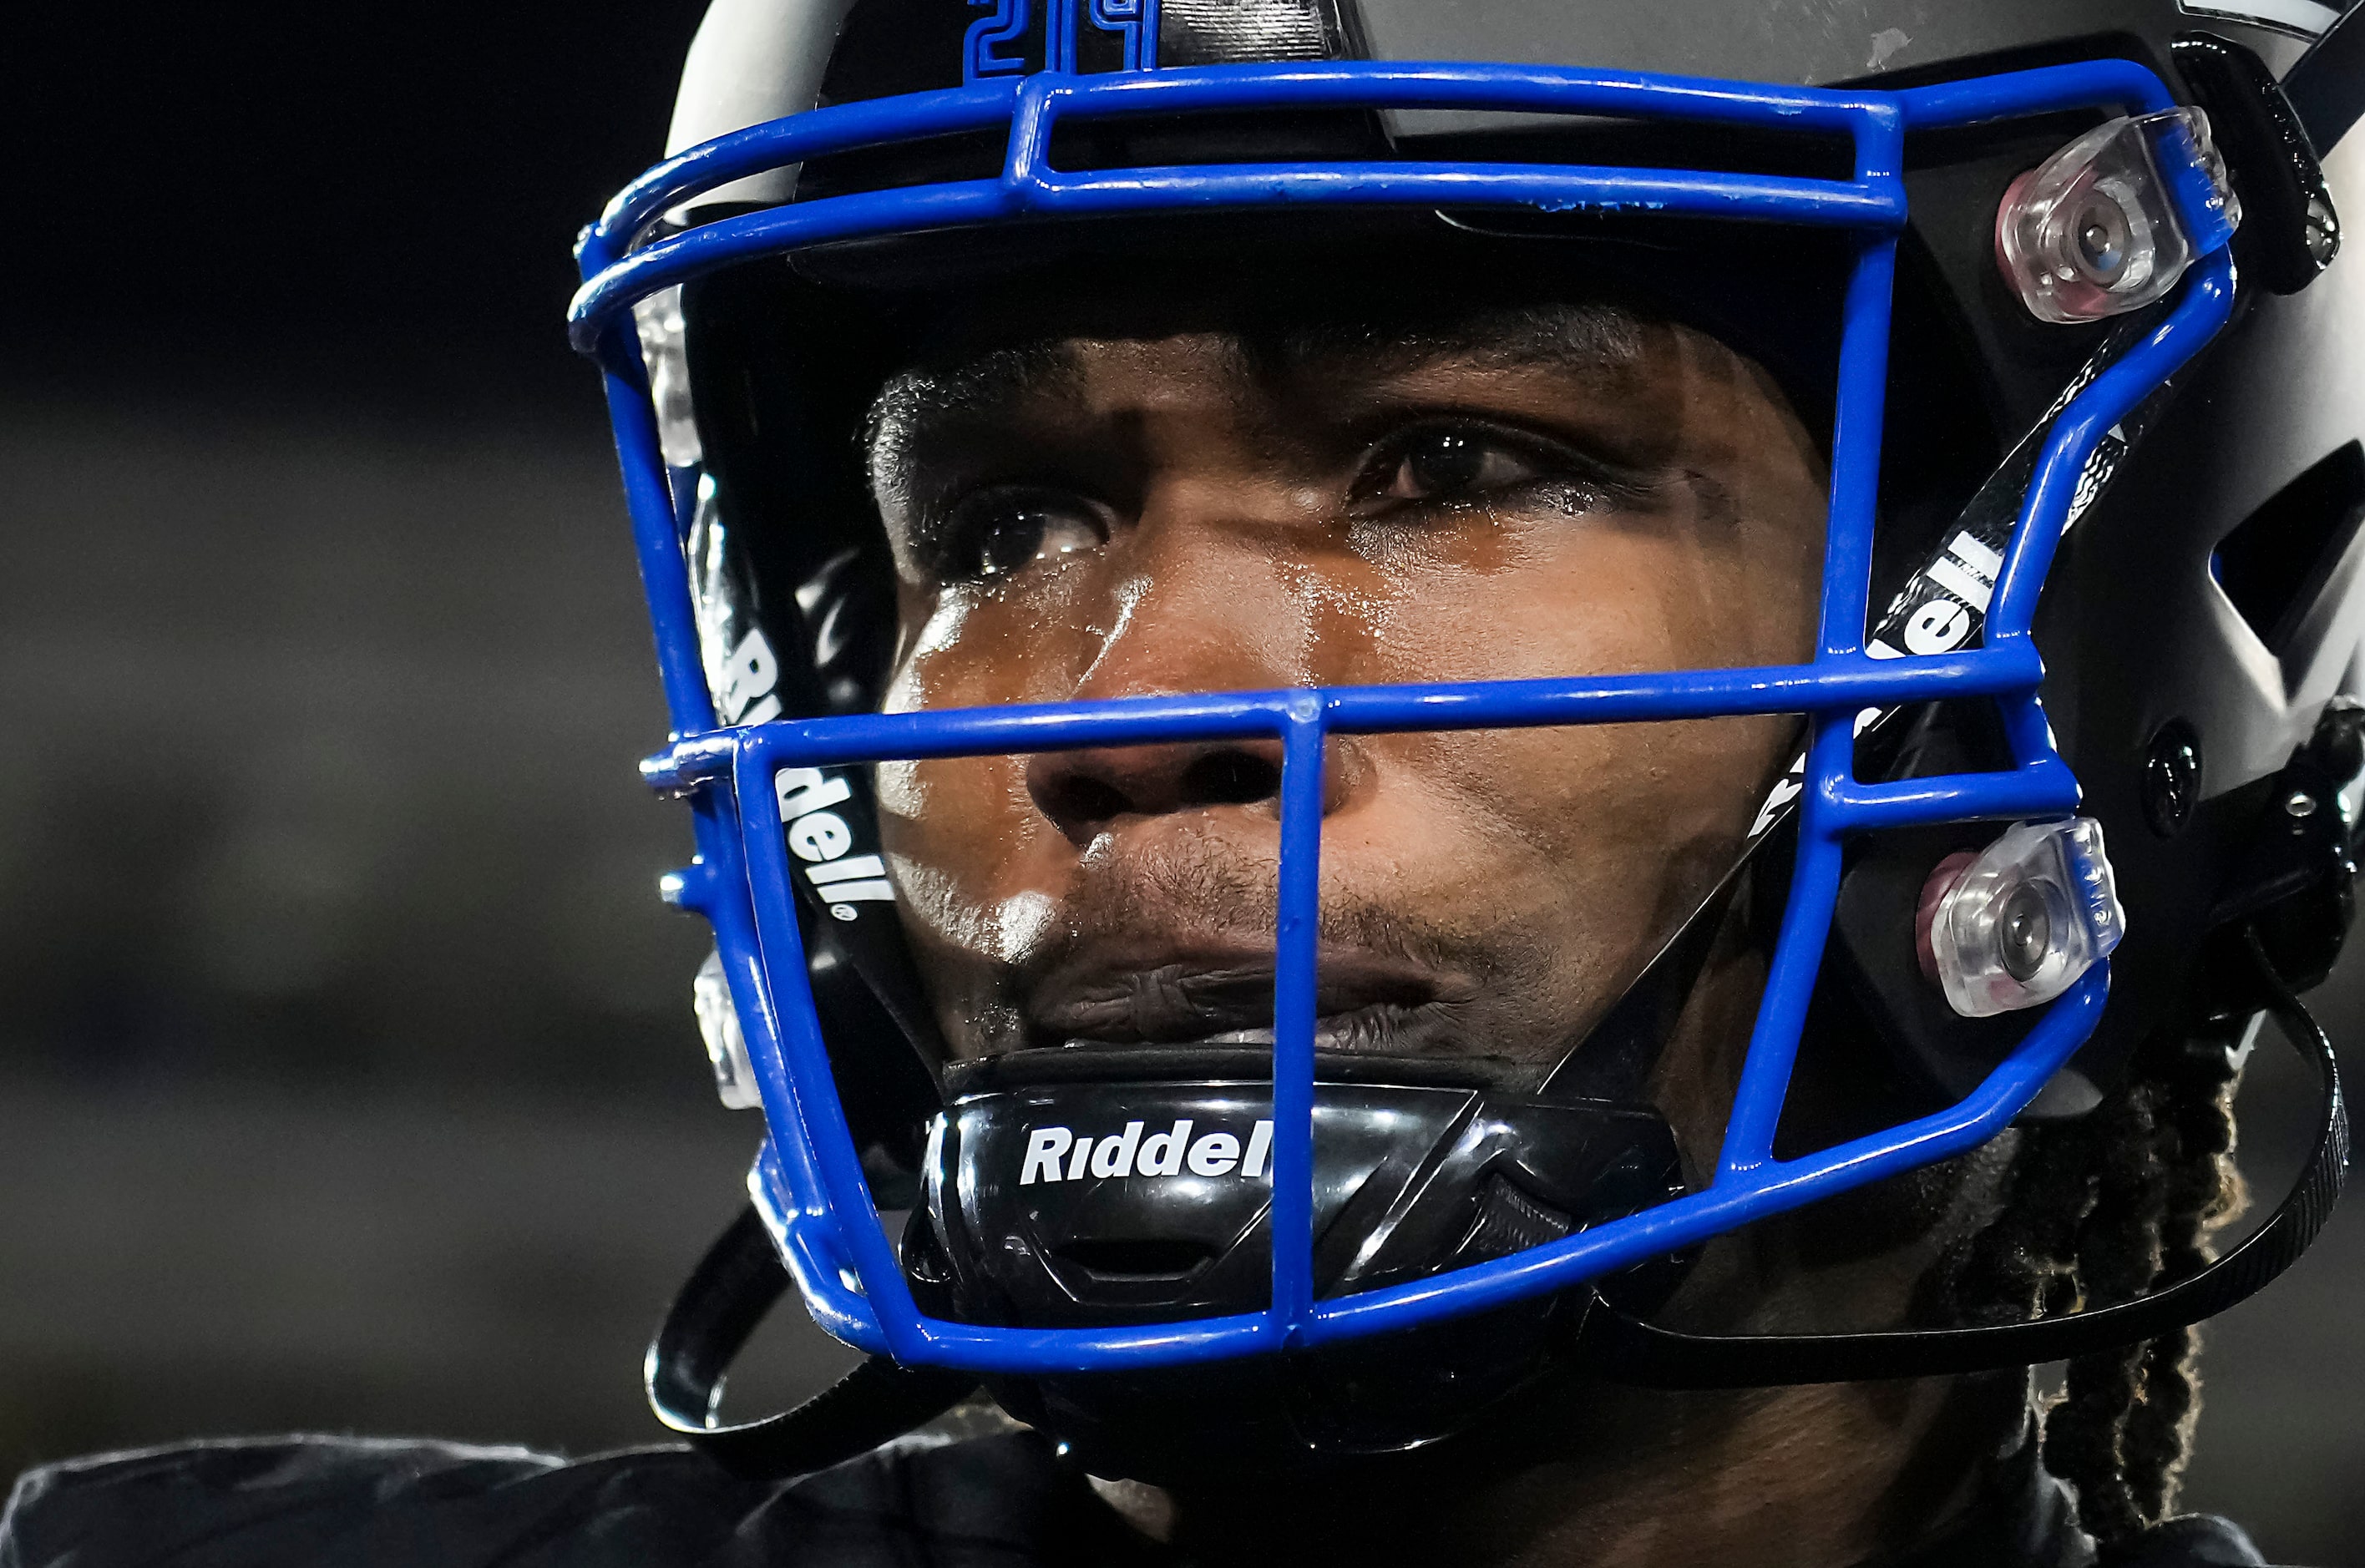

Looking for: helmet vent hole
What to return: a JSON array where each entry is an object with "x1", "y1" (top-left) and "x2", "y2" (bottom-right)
[
  {"x1": 1056, "y1": 1237, "x2": 1218, "y2": 1282},
  {"x1": 2212, "y1": 441, "x2": 2365, "y2": 657},
  {"x1": 1456, "y1": 1175, "x2": 1573, "y2": 1264}
]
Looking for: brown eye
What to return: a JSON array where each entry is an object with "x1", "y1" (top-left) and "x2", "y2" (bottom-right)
[
  {"x1": 1397, "y1": 429, "x2": 1484, "y2": 496},
  {"x1": 1373, "y1": 426, "x2": 1549, "y2": 504},
  {"x1": 945, "y1": 492, "x2": 1107, "y2": 581}
]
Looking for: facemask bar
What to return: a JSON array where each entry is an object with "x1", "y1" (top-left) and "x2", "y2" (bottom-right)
[{"x1": 580, "y1": 56, "x2": 2237, "y2": 1376}]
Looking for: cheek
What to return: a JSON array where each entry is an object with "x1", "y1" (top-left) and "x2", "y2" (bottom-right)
[
  {"x1": 1357, "y1": 716, "x2": 1788, "y2": 902},
  {"x1": 884, "y1": 563, "x2": 1107, "y2": 714},
  {"x1": 878, "y1": 752, "x2": 1054, "y2": 948},
  {"x1": 1407, "y1": 528, "x2": 1817, "y2": 683},
  {"x1": 1339, "y1": 496, "x2": 1820, "y2": 701},
  {"x1": 875, "y1": 576, "x2": 1142, "y2": 961},
  {"x1": 884, "y1": 589, "x2": 971, "y2": 712},
  {"x1": 877, "y1": 569, "x2": 1149, "y2": 972},
  {"x1": 1312, "y1": 712, "x2": 1786, "y2": 1058}
]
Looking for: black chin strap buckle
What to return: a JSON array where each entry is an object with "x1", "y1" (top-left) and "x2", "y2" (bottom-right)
[{"x1": 646, "y1": 1204, "x2": 978, "y2": 1478}]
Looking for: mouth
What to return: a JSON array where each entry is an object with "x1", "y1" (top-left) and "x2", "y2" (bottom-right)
[{"x1": 1023, "y1": 950, "x2": 1482, "y2": 1056}]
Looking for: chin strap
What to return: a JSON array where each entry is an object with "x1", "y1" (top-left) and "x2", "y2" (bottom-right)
[
  {"x1": 1574, "y1": 924, "x2": 2348, "y2": 1387},
  {"x1": 646, "y1": 1204, "x2": 978, "y2": 1476}
]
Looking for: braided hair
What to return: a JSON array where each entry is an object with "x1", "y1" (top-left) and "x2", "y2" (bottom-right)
[{"x1": 1946, "y1": 1024, "x2": 2249, "y2": 1553}]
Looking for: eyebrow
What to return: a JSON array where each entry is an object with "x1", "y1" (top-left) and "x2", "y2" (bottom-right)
[
  {"x1": 1258, "y1": 300, "x2": 1645, "y2": 384},
  {"x1": 862, "y1": 298, "x2": 1648, "y2": 510},
  {"x1": 865, "y1": 338, "x2": 1078, "y2": 518}
]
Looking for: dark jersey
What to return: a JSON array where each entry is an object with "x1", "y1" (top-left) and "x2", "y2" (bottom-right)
[{"x1": 0, "y1": 1427, "x2": 2282, "y2": 1568}]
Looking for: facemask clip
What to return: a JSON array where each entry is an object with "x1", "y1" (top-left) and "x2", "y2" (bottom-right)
[
  {"x1": 1995, "y1": 108, "x2": 2240, "y2": 324},
  {"x1": 695, "y1": 948, "x2": 765, "y2": 1110},
  {"x1": 1917, "y1": 817, "x2": 2127, "y2": 1018}
]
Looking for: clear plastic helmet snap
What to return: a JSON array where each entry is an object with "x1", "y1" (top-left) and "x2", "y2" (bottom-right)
[
  {"x1": 692, "y1": 947, "x2": 763, "y2": 1110},
  {"x1": 1919, "y1": 817, "x2": 2129, "y2": 1019},
  {"x1": 1996, "y1": 108, "x2": 2241, "y2": 324}
]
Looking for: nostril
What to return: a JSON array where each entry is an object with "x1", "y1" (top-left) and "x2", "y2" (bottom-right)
[
  {"x1": 1027, "y1": 743, "x2": 1288, "y2": 839},
  {"x1": 1036, "y1": 771, "x2": 1133, "y2": 832},
  {"x1": 1180, "y1": 749, "x2": 1281, "y2": 808}
]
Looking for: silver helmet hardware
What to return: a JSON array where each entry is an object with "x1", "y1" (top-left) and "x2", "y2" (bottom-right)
[
  {"x1": 1916, "y1": 818, "x2": 2129, "y2": 1019},
  {"x1": 633, "y1": 285, "x2": 702, "y2": 468},
  {"x1": 692, "y1": 948, "x2": 764, "y2": 1110},
  {"x1": 1995, "y1": 109, "x2": 2241, "y2": 323}
]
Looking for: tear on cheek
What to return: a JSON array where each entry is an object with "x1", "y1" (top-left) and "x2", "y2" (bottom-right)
[
  {"x1": 883, "y1": 594, "x2": 977, "y2": 706},
  {"x1": 910, "y1": 595, "x2": 972, "y2": 664}
]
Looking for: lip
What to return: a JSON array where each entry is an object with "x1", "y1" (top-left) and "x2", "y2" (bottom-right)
[{"x1": 1023, "y1": 945, "x2": 1481, "y2": 1055}]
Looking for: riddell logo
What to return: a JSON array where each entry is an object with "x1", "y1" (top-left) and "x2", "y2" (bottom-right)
[
  {"x1": 776, "y1": 766, "x2": 895, "y2": 921},
  {"x1": 1020, "y1": 1120, "x2": 1274, "y2": 1185}
]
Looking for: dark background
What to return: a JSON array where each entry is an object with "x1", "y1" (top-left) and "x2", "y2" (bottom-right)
[{"x1": 1, "y1": 6, "x2": 2359, "y2": 1563}]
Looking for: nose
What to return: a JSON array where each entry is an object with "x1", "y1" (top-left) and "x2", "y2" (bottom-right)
[
  {"x1": 1025, "y1": 738, "x2": 1280, "y2": 845},
  {"x1": 1025, "y1": 735, "x2": 1364, "y2": 846},
  {"x1": 1018, "y1": 471, "x2": 1380, "y2": 844}
]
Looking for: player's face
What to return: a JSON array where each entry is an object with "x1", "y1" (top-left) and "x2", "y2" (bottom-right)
[{"x1": 865, "y1": 296, "x2": 1826, "y2": 1068}]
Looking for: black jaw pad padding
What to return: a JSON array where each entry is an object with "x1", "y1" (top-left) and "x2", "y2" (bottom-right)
[{"x1": 919, "y1": 1072, "x2": 1680, "y2": 1328}]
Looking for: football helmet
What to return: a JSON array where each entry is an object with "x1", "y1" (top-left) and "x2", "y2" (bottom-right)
[{"x1": 572, "y1": 0, "x2": 2362, "y2": 1481}]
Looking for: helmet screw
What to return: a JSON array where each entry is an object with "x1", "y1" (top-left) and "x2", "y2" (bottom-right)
[
  {"x1": 2285, "y1": 789, "x2": 2318, "y2": 819},
  {"x1": 2142, "y1": 718, "x2": 2203, "y2": 837},
  {"x1": 2305, "y1": 192, "x2": 2340, "y2": 267}
]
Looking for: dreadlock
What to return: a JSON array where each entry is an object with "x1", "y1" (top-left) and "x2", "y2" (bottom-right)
[{"x1": 1947, "y1": 1023, "x2": 2249, "y2": 1555}]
